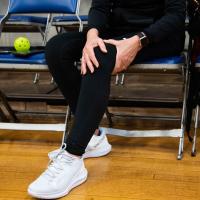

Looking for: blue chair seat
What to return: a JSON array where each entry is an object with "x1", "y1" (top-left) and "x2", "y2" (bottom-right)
[
  {"x1": 136, "y1": 55, "x2": 185, "y2": 64},
  {"x1": 127, "y1": 55, "x2": 185, "y2": 73},
  {"x1": 0, "y1": 52, "x2": 46, "y2": 65},
  {"x1": 52, "y1": 15, "x2": 88, "y2": 24},
  {"x1": 0, "y1": 53, "x2": 184, "y2": 66},
  {"x1": 0, "y1": 15, "x2": 47, "y2": 25},
  {"x1": 197, "y1": 56, "x2": 200, "y2": 63},
  {"x1": 196, "y1": 56, "x2": 200, "y2": 68}
]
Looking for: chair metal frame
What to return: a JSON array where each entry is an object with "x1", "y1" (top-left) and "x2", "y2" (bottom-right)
[
  {"x1": 104, "y1": 56, "x2": 189, "y2": 160},
  {"x1": 0, "y1": 0, "x2": 83, "y2": 43},
  {"x1": 0, "y1": 54, "x2": 189, "y2": 160},
  {"x1": 0, "y1": 0, "x2": 82, "y2": 133},
  {"x1": 52, "y1": 14, "x2": 87, "y2": 33},
  {"x1": 191, "y1": 59, "x2": 200, "y2": 156},
  {"x1": 0, "y1": 14, "x2": 47, "y2": 33},
  {"x1": 59, "y1": 55, "x2": 189, "y2": 160},
  {"x1": 0, "y1": 0, "x2": 83, "y2": 83}
]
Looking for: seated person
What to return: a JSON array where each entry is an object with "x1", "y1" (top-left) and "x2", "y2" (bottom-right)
[{"x1": 28, "y1": 0, "x2": 186, "y2": 199}]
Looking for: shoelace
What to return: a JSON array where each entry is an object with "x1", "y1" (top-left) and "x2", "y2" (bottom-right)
[
  {"x1": 49, "y1": 134, "x2": 106, "y2": 158},
  {"x1": 43, "y1": 144, "x2": 75, "y2": 180},
  {"x1": 48, "y1": 143, "x2": 68, "y2": 160}
]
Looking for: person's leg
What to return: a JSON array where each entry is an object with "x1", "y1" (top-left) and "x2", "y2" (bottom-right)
[
  {"x1": 28, "y1": 31, "x2": 185, "y2": 199},
  {"x1": 45, "y1": 32, "x2": 86, "y2": 114},
  {"x1": 66, "y1": 43, "x2": 117, "y2": 156},
  {"x1": 64, "y1": 34, "x2": 184, "y2": 157},
  {"x1": 28, "y1": 41, "x2": 117, "y2": 199},
  {"x1": 45, "y1": 31, "x2": 111, "y2": 153}
]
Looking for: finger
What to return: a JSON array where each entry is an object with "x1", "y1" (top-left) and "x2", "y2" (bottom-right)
[
  {"x1": 88, "y1": 48, "x2": 99, "y2": 68},
  {"x1": 112, "y1": 64, "x2": 119, "y2": 75},
  {"x1": 104, "y1": 39, "x2": 118, "y2": 46},
  {"x1": 81, "y1": 56, "x2": 87, "y2": 75},
  {"x1": 113, "y1": 59, "x2": 122, "y2": 74},
  {"x1": 97, "y1": 39, "x2": 107, "y2": 53},
  {"x1": 84, "y1": 53, "x2": 95, "y2": 73}
]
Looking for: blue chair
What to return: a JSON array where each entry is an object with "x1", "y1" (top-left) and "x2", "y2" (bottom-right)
[
  {"x1": 0, "y1": 1, "x2": 188, "y2": 160},
  {"x1": 0, "y1": 14, "x2": 47, "y2": 32},
  {"x1": 0, "y1": 1, "x2": 47, "y2": 37},
  {"x1": 0, "y1": 52, "x2": 46, "y2": 68},
  {"x1": 52, "y1": 15, "x2": 88, "y2": 32},
  {"x1": 0, "y1": 0, "x2": 83, "y2": 40},
  {"x1": 0, "y1": 0, "x2": 82, "y2": 73},
  {"x1": 51, "y1": 0, "x2": 89, "y2": 32},
  {"x1": 0, "y1": 0, "x2": 81, "y2": 133},
  {"x1": 98, "y1": 54, "x2": 188, "y2": 160}
]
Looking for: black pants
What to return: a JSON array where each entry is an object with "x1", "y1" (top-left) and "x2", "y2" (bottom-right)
[{"x1": 45, "y1": 31, "x2": 184, "y2": 156}]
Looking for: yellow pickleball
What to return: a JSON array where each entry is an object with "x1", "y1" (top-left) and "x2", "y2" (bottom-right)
[{"x1": 14, "y1": 37, "x2": 31, "y2": 53}]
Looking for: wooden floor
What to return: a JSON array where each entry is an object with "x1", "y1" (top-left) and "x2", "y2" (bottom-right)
[
  {"x1": 0, "y1": 130, "x2": 200, "y2": 200},
  {"x1": 0, "y1": 72, "x2": 199, "y2": 199}
]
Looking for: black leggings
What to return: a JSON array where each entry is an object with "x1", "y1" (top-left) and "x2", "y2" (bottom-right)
[{"x1": 45, "y1": 31, "x2": 184, "y2": 156}]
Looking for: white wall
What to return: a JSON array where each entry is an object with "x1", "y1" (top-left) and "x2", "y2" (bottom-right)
[
  {"x1": 80, "y1": 0, "x2": 91, "y2": 14},
  {"x1": 0, "y1": 0, "x2": 8, "y2": 14}
]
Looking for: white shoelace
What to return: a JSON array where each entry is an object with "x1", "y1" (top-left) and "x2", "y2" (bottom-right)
[{"x1": 43, "y1": 145, "x2": 75, "y2": 180}]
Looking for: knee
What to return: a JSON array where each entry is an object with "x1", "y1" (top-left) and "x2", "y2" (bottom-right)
[
  {"x1": 45, "y1": 35, "x2": 63, "y2": 63},
  {"x1": 94, "y1": 43, "x2": 117, "y2": 73}
]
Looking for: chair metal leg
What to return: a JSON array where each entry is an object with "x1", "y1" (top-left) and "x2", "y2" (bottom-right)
[
  {"x1": 0, "y1": 90, "x2": 18, "y2": 122},
  {"x1": 177, "y1": 108, "x2": 185, "y2": 160},
  {"x1": 33, "y1": 73, "x2": 40, "y2": 84},
  {"x1": 0, "y1": 107, "x2": 9, "y2": 122},
  {"x1": 178, "y1": 109, "x2": 185, "y2": 160},
  {"x1": 178, "y1": 137, "x2": 184, "y2": 160},
  {"x1": 177, "y1": 62, "x2": 189, "y2": 160},
  {"x1": 105, "y1": 108, "x2": 113, "y2": 128},
  {"x1": 61, "y1": 106, "x2": 71, "y2": 146},
  {"x1": 50, "y1": 77, "x2": 55, "y2": 84},
  {"x1": 61, "y1": 106, "x2": 71, "y2": 145},
  {"x1": 191, "y1": 105, "x2": 199, "y2": 157}
]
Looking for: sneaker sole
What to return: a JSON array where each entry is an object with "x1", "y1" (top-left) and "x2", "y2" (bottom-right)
[
  {"x1": 28, "y1": 167, "x2": 88, "y2": 199},
  {"x1": 83, "y1": 144, "x2": 112, "y2": 159}
]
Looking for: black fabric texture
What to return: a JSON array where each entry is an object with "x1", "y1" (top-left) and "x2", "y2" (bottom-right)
[{"x1": 45, "y1": 31, "x2": 184, "y2": 156}]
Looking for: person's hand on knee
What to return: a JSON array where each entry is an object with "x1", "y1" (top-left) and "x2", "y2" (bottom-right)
[
  {"x1": 104, "y1": 36, "x2": 142, "y2": 74},
  {"x1": 81, "y1": 28, "x2": 107, "y2": 75}
]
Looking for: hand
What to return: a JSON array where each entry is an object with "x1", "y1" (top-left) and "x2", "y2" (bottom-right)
[
  {"x1": 81, "y1": 28, "x2": 107, "y2": 75},
  {"x1": 104, "y1": 36, "x2": 141, "y2": 74}
]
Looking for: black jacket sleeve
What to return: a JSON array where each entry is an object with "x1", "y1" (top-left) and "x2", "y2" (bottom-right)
[
  {"x1": 143, "y1": 0, "x2": 186, "y2": 43},
  {"x1": 87, "y1": 0, "x2": 110, "y2": 33}
]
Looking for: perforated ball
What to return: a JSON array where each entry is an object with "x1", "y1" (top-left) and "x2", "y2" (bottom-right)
[{"x1": 14, "y1": 37, "x2": 31, "y2": 53}]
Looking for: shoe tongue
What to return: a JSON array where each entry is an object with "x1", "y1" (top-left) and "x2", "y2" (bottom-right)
[
  {"x1": 89, "y1": 134, "x2": 103, "y2": 147},
  {"x1": 57, "y1": 150, "x2": 78, "y2": 162}
]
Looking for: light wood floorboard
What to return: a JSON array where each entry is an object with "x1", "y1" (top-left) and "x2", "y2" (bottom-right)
[{"x1": 0, "y1": 130, "x2": 200, "y2": 200}]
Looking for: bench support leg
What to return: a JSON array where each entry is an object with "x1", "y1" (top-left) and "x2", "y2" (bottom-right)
[
  {"x1": 105, "y1": 108, "x2": 113, "y2": 127},
  {"x1": 0, "y1": 107, "x2": 9, "y2": 122},
  {"x1": 0, "y1": 90, "x2": 18, "y2": 122},
  {"x1": 191, "y1": 105, "x2": 199, "y2": 157},
  {"x1": 61, "y1": 106, "x2": 71, "y2": 146}
]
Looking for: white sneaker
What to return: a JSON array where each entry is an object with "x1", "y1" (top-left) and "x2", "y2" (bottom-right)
[
  {"x1": 49, "y1": 132, "x2": 112, "y2": 160},
  {"x1": 83, "y1": 132, "x2": 112, "y2": 159},
  {"x1": 28, "y1": 147, "x2": 88, "y2": 199}
]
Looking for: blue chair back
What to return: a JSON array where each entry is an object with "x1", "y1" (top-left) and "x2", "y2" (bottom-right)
[{"x1": 8, "y1": 0, "x2": 78, "y2": 14}]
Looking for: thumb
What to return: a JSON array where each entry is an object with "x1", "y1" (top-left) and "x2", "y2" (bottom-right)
[{"x1": 104, "y1": 39, "x2": 118, "y2": 46}]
